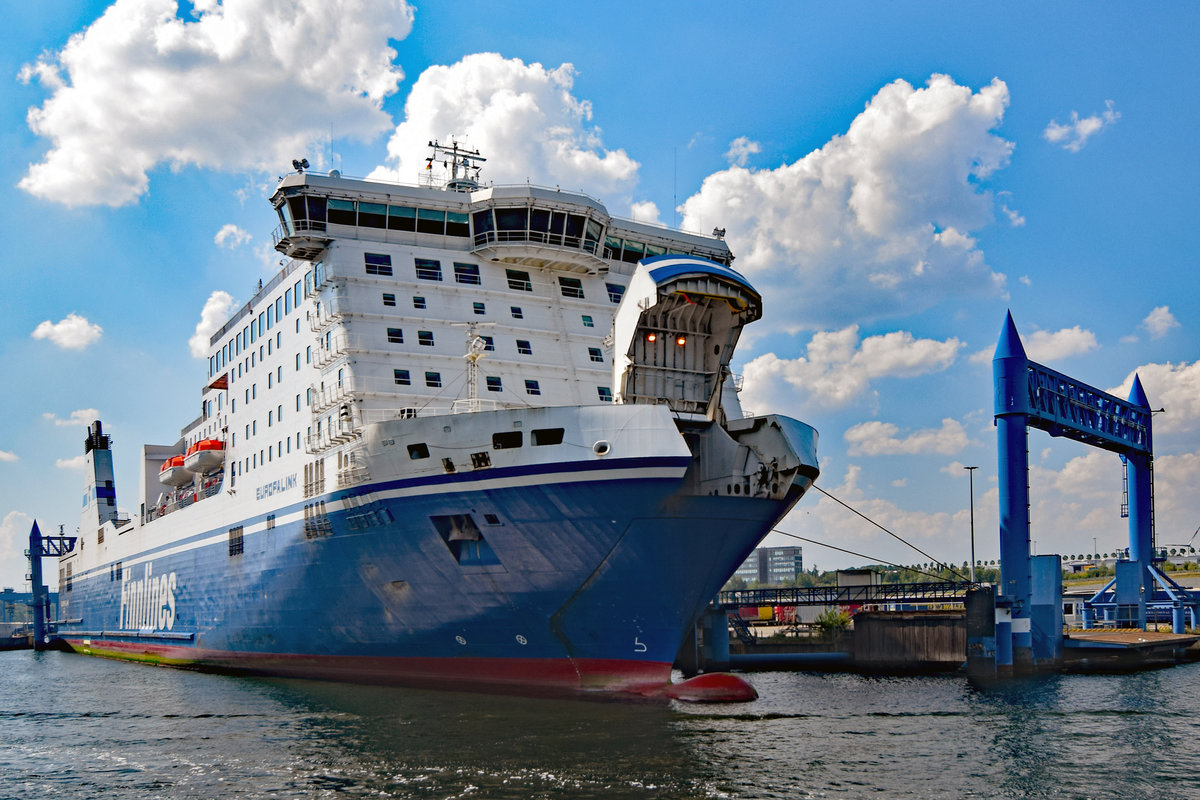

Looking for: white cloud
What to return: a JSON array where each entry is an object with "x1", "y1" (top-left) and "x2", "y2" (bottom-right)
[
  {"x1": 189, "y1": 290, "x2": 236, "y2": 357},
  {"x1": 1108, "y1": 361, "x2": 1200, "y2": 437},
  {"x1": 1019, "y1": 275, "x2": 1032, "y2": 286},
  {"x1": 1025, "y1": 325, "x2": 1098, "y2": 362},
  {"x1": 31, "y1": 313, "x2": 102, "y2": 350},
  {"x1": 724, "y1": 136, "x2": 761, "y2": 167},
  {"x1": 844, "y1": 418, "x2": 971, "y2": 456},
  {"x1": 1142, "y1": 306, "x2": 1179, "y2": 339},
  {"x1": 215, "y1": 224, "x2": 252, "y2": 249},
  {"x1": 56, "y1": 455, "x2": 88, "y2": 470},
  {"x1": 629, "y1": 200, "x2": 661, "y2": 224},
  {"x1": 19, "y1": 0, "x2": 413, "y2": 206},
  {"x1": 0, "y1": 450, "x2": 18, "y2": 462},
  {"x1": 680, "y1": 74, "x2": 1012, "y2": 329},
  {"x1": 43, "y1": 409, "x2": 100, "y2": 427},
  {"x1": 1043, "y1": 100, "x2": 1120, "y2": 152},
  {"x1": 368, "y1": 53, "x2": 639, "y2": 204},
  {"x1": 740, "y1": 325, "x2": 962, "y2": 412},
  {"x1": 0, "y1": 511, "x2": 36, "y2": 589}
]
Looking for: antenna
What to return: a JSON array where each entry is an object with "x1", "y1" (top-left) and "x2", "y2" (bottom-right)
[{"x1": 426, "y1": 138, "x2": 486, "y2": 192}]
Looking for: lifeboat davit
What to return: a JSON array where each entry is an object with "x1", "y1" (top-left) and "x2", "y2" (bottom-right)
[
  {"x1": 159, "y1": 455, "x2": 192, "y2": 487},
  {"x1": 184, "y1": 439, "x2": 226, "y2": 473}
]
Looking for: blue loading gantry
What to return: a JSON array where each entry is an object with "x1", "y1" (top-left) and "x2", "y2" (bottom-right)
[
  {"x1": 26, "y1": 521, "x2": 76, "y2": 650},
  {"x1": 985, "y1": 312, "x2": 1198, "y2": 674}
]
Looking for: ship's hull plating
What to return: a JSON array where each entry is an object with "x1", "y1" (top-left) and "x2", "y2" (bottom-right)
[{"x1": 59, "y1": 455, "x2": 802, "y2": 695}]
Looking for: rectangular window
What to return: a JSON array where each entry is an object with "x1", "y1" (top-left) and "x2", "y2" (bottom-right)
[
  {"x1": 414, "y1": 258, "x2": 442, "y2": 281},
  {"x1": 388, "y1": 204, "x2": 416, "y2": 231},
  {"x1": 532, "y1": 427, "x2": 564, "y2": 445},
  {"x1": 506, "y1": 269, "x2": 532, "y2": 291},
  {"x1": 492, "y1": 431, "x2": 522, "y2": 449},
  {"x1": 525, "y1": 379, "x2": 541, "y2": 396},
  {"x1": 394, "y1": 369, "x2": 411, "y2": 385},
  {"x1": 413, "y1": 296, "x2": 426, "y2": 309},
  {"x1": 425, "y1": 371, "x2": 442, "y2": 388},
  {"x1": 606, "y1": 282, "x2": 625, "y2": 303},
  {"x1": 418, "y1": 330, "x2": 435, "y2": 347},
  {"x1": 454, "y1": 262, "x2": 481, "y2": 285},
  {"x1": 559, "y1": 276, "x2": 585, "y2": 298},
  {"x1": 510, "y1": 306, "x2": 523, "y2": 319},
  {"x1": 267, "y1": 514, "x2": 276, "y2": 530},
  {"x1": 365, "y1": 252, "x2": 393, "y2": 276},
  {"x1": 486, "y1": 376, "x2": 502, "y2": 392},
  {"x1": 387, "y1": 328, "x2": 404, "y2": 344},
  {"x1": 581, "y1": 315, "x2": 594, "y2": 328},
  {"x1": 446, "y1": 211, "x2": 469, "y2": 237},
  {"x1": 472, "y1": 301, "x2": 486, "y2": 315},
  {"x1": 480, "y1": 335, "x2": 494, "y2": 351},
  {"x1": 328, "y1": 198, "x2": 356, "y2": 226},
  {"x1": 228, "y1": 526, "x2": 244, "y2": 557},
  {"x1": 597, "y1": 387, "x2": 613, "y2": 402},
  {"x1": 588, "y1": 347, "x2": 604, "y2": 363},
  {"x1": 516, "y1": 339, "x2": 532, "y2": 355},
  {"x1": 416, "y1": 208, "x2": 446, "y2": 235},
  {"x1": 408, "y1": 442, "x2": 429, "y2": 459},
  {"x1": 382, "y1": 293, "x2": 396, "y2": 306}
]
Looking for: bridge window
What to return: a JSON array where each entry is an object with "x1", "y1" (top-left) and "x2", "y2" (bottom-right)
[
  {"x1": 328, "y1": 198, "x2": 356, "y2": 226},
  {"x1": 446, "y1": 211, "x2": 469, "y2": 237},
  {"x1": 358, "y1": 202, "x2": 386, "y2": 228},
  {"x1": 417, "y1": 208, "x2": 445, "y2": 235},
  {"x1": 388, "y1": 205, "x2": 416, "y2": 231}
]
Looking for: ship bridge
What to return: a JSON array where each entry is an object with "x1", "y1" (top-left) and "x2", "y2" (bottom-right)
[{"x1": 612, "y1": 256, "x2": 761, "y2": 419}]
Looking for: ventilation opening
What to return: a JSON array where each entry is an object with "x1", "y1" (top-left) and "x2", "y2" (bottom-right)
[
  {"x1": 431, "y1": 514, "x2": 500, "y2": 566},
  {"x1": 532, "y1": 428, "x2": 564, "y2": 446}
]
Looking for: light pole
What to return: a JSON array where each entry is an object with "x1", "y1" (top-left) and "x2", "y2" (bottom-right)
[{"x1": 965, "y1": 466, "x2": 978, "y2": 583}]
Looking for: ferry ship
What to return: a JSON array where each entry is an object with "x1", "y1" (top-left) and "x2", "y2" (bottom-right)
[{"x1": 54, "y1": 143, "x2": 819, "y2": 696}]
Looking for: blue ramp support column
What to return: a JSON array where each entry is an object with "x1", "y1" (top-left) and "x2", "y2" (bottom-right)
[{"x1": 1124, "y1": 376, "x2": 1155, "y2": 627}]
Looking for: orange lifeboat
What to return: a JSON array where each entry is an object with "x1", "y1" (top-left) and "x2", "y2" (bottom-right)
[
  {"x1": 159, "y1": 455, "x2": 192, "y2": 487},
  {"x1": 184, "y1": 439, "x2": 225, "y2": 473}
]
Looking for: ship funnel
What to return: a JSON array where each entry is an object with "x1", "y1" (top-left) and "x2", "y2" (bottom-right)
[{"x1": 82, "y1": 419, "x2": 119, "y2": 527}]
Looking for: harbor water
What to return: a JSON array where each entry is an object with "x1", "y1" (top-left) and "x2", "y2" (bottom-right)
[{"x1": 4, "y1": 650, "x2": 1200, "y2": 799}]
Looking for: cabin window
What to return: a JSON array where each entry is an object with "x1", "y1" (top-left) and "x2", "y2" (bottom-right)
[
  {"x1": 473, "y1": 302, "x2": 486, "y2": 315},
  {"x1": 506, "y1": 269, "x2": 532, "y2": 292},
  {"x1": 394, "y1": 369, "x2": 411, "y2": 385},
  {"x1": 597, "y1": 387, "x2": 613, "y2": 402},
  {"x1": 425, "y1": 371, "x2": 441, "y2": 388},
  {"x1": 382, "y1": 293, "x2": 396, "y2": 306},
  {"x1": 532, "y1": 428, "x2": 564, "y2": 445},
  {"x1": 606, "y1": 283, "x2": 625, "y2": 304},
  {"x1": 492, "y1": 431, "x2": 522, "y2": 449},
  {"x1": 365, "y1": 253, "x2": 393, "y2": 276},
  {"x1": 413, "y1": 296, "x2": 426, "y2": 309},
  {"x1": 454, "y1": 262, "x2": 481, "y2": 285},
  {"x1": 559, "y1": 276, "x2": 585, "y2": 299},
  {"x1": 387, "y1": 328, "x2": 404, "y2": 344},
  {"x1": 510, "y1": 306, "x2": 523, "y2": 319},
  {"x1": 486, "y1": 376, "x2": 502, "y2": 392},
  {"x1": 588, "y1": 347, "x2": 604, "y2": 363},
  {"x1": 516, "y1": 339, "x2": 532, "y2": 355},
  {"x1": 228, "y1": 526, "x2": 244, "y2": 557},
  {"x1": 581, "y1": 315, "x2": 594, "y2": 328},
  {"x1": 480, "y1": 335, "x2": 494, "y2": 351},
  {"x1": 418, "y1": 330, "x2": 435, "y2": 347},
  {"x1": 525, "y1": 379, "x2": 541, "y2": 396},
  {"x1": 415, "y1": 258, "x2": 442, "y2": 281}
]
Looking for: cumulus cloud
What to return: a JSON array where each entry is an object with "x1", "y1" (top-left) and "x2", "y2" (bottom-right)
[
  {"x1": 368, "y1": 53, "x2": 639, "y2": 202},
  {"x1": 19, "y1": 0, "x2": 413, "y2": 206},
  {"x1": 0, "y1": 450, "x2": 18, "y2": 463},
  {"x1": 31, "y1": 313, "x2": 102, "y2": 350},
  {"x1": 740, "y1": 325, "x2": 963, "y2": 412},
  {"x1": 0, "y1": 511, "x2": 36, "y2": 588},
  {"x1": 680, "y1": 74, "x2": 1012, "y2": 330},
  {"x1": 1025, "y1": 325, "x2": 1099, "y2": 362},
  {"x1": 189, "y1": 290, "x2": 236, "y2": 357},
  {"x1": 724, "y1": 136, "x2": 761, "y2": 167},
  {"x1": 844, "y1": 418, "x2": 971, "y2": 456},
  {"x1": 1142, "y1": 306, "x2": 1179, "y2": 339},
  {"x1": 1109, "y1": 361, "x2": 1200, "y2": 437},
  {"x1": 56, "y1": 455, "x2": 88, "y2": 470},
  {"x1": 43, "y1": 409, "x2": 100, "y2": 427},
  {"x1": 1043, "y1": 100, "x2": 1120, "y2": 152},
  {"x1": 628, "y1": 200, "x2": 661, "y2": 224},
  {"x1": 215, "y1": 224, "x2": 252, "y2": 249}
]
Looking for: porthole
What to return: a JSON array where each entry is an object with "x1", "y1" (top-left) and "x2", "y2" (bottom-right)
[{"x1": 593, "y1": 440, "x2": 611, "y2": 456}]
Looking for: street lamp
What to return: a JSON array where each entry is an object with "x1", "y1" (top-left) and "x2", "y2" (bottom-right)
[{"x1": 965, "y1": 466, "x2": 978, "y2": 583}]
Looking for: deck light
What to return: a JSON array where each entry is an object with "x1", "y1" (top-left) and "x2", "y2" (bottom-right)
[
  {"x1": 676, "y1": 336, "x2": 687, "y2": 346},
  {"x1": 646, "y1": 333, "x2": 657, "y2": 342}
]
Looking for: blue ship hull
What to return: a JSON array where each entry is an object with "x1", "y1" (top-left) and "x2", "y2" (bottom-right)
[{"x1": 59, "y1": 449, "x2": 808, "y2": 695}]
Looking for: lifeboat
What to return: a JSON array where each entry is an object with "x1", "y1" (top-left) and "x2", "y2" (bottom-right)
[
  {"x1": 184, "y1": 439, "x2": 226, "y2": 473},
  {"x1": 159, "y1": 455, "x2": 192, "y2": 487}
]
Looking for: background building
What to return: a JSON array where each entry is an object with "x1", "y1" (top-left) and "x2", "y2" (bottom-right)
[{"x1": 733, "y1": 546, "x2": 804, "y2": 585}]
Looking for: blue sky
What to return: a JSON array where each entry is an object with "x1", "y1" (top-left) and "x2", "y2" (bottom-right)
[{"x1": 3, "y1": 1, "x2": 1199, "y2": 588}]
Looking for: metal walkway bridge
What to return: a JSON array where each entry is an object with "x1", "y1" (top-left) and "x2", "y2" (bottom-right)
[{"x1": 718, "y1": 581, "x2": 973, "y2": 608}]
